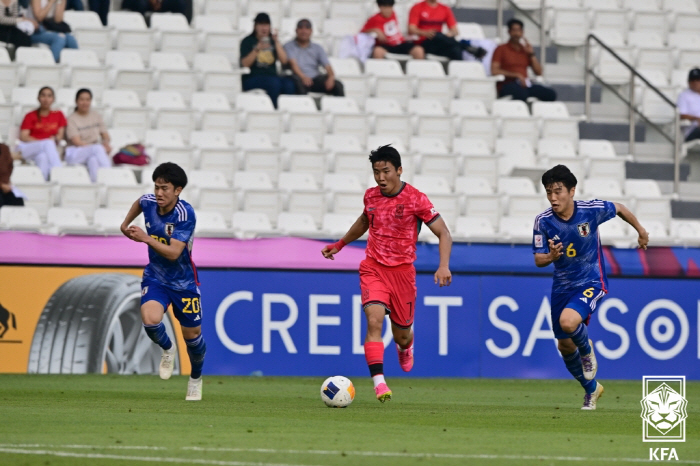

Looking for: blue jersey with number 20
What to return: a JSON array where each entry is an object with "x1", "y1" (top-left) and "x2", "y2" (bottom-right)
[
  {"x1": 532, "y1": 200, "x2": 617, "y2": 295},
  {"x1": 139, "y1": 194, "x2": 198, "y2": 291}
]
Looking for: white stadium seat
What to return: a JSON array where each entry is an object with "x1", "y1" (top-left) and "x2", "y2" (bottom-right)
[
  {"x1": 107, "y1": 11, "x2": 156, "y2": 62},
  {"x1": 150, "y1": 13, "x2": 198, "y2": 64},
  {"x1": 0, "y1": 206, "x2": 42, "y2": 231}
]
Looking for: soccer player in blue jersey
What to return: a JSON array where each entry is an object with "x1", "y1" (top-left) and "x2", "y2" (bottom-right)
[
  {"x1": 120, "y1": 163, "x2": 206, "y2": 401},
  {"x1": 533, "y1": 165, "x2": 648, "y2": 410}
]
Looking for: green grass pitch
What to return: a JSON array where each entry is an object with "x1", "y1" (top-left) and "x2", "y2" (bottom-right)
[{"x1": 0, "y1": 375, "x2": 698, "y2": 466}]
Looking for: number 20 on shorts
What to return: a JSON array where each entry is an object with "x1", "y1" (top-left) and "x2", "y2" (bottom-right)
[{"x1": 181, "y1": 297, "x2": 201, "y2": 313}]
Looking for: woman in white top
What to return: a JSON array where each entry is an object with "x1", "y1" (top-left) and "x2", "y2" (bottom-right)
[
  {"x1": 28, "y1": 0, "x2": 79, "y2": 62},
  {"x1": 65, "y1": 88, "x2": 111, "y2": 182}
]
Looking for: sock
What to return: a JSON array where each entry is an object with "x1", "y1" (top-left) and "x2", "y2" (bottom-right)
[
  {"x1": 185, "y1": 334, "x2": 206, "y2": 379},
  {"x1": 563, "y1": 349, "x2": 597, "y2": 394},
  {"x1": 143, "y1": 323, "x2": 172, "y2": 351},
  {"x1": 459, "y1": 39, "x2": 472, "y2": 47},
  {"x1": 372, "y1": 374, "x2": 386, "y2": 388},
  {"x1": 568, "y1": 323, "x2": 592, "y2": 355},
  {"x1": 364, "y1": 341, "x2": 384, "y2": 379}
]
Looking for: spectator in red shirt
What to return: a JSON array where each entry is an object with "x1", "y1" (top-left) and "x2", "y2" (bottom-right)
[
  {"x1": 491, "y1": 19, "x2": 556, "y2": 102},
  {"x1": 408, "y1": 0, "x2": 485, "y2": 61},
  {"x1": 17, "y1": 86, "x2": 65, "y2": 181},
  {"x1": 362, "y1": 0, "x2": 424, "y2": 59}
]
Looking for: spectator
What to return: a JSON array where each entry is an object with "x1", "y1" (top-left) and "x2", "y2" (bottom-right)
[
  {"x1": 0, "y1": 142, "x2": 24, "y2": 207},
  {"x1": 66, "y1": 88, "x2": 111, "y2": 182},
  {"x1": 677, "y1": 68, "x2": 700, "y2": 142},
  {"x1": 27, "y1": 0, "x2": 79, "y2": 63},
  {"x1": 240, "y1": 13, "x2": 295, "y2": 108},
  {"x1": 283, "y1": 19, "x2": 344, "y2": 97},
  {"x1": 0, "y1": 0, "x2": 34, "y2": 49},
  {"x1": 122, "y1": 0, "x2": 190, "y2": 24},
  {"x1": 17, "y1": 87, "x2": 65, "y2": 181},
  {"x1": 362, "y1": 0, "x2": 424, "y2": 59},
  {"x1": 491, "y1": 18, "x2": 556, "y2": 102},
  {"x1": 408, "y1": 0, "x2": 485, "y2": 61}
]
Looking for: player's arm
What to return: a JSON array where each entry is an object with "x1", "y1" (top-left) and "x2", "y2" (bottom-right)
[
  {"x1": 127, "y1": 226, "x2": 187, "y2": 261},
  {"x1": 321, "y1": 213, "x2": 369, "y2": 260},
  {"x1": 613, "y1": 202, "x2": 649, "y2": 250},
  {"x1": 120, "y1": 199, "x2": 143, "y2": 241},
  {"x1": 534, "y1": 239, "x2": 563, "y2": 267},
  {"x1": 427, "y1": 216, "x2": 452, "y2": 287}
]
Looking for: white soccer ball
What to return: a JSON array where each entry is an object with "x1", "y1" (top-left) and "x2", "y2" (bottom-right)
[{"x1": 320, "y1": 376, "x2": 355, "y2": 408}]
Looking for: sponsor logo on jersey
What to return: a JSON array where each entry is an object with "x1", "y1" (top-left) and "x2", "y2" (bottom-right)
[
  {"x1": 165, "y1": 223, "x2": 175, "y2": 236},
  {"x1": 577, "y1": 222, "x2": 591, "y2": 237},
  {"x1": 534, "y1": 235, "x2": 543, "y2": 248},
  {"x1": 395, "y1": 204, "x2": 404, "y2": 219}
]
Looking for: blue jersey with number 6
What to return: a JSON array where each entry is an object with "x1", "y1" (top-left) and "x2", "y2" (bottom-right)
[
  {"x1": 139, "y1": 194, "x2": 199, "y2": 291},
  {"x1": 532, "y1": 200, "x2": 617, "y2": 295}
]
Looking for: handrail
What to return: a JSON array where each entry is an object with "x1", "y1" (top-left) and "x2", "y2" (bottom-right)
[
  {"x1": 496, "y1": 0, "x2": 546, "y2": 70},
  {"x1": 584, "y1": 33, "x2": 682, "y2": 194}
]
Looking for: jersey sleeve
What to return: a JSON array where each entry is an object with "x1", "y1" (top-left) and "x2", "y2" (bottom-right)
[
  {"x1": 416, "y1": 192, "x2": 440, "y2": 225},
  {"x1": 361, "y1": 15, "x2": 378, "y2": 32},
  {"x1": 171, "y1": 209, "x2": 195, "y2": 244},
  {"x1": 57, "y1": 111, "x2": 67, "y2": 127},
  {"x1": 491, "y1": 44, "x2": 504, "y2": 64},
  {"x1": 445, "y1": 6, "x2": 457, "y2": 28},
  {"x1": 408, "y1": 3, "x2": 420, "y2": 26},
  {"x1": 20, "y1": 111, "x2": 35, "y2": 131},
  {"x1": 677, "y1": 92, "x2": 692, "y2": 115},
  {"x1": 594, "y1": 200, "x2": 617, "y2": 225},
  {"x1": 532, "y1": 216, "x2": 549, "y2": 254}
]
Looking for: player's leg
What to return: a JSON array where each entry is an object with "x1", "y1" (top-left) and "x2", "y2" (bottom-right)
[
  {"x1": 391, "y1": 323, "x2": 413, "y2": 372},
  {"x1": 388, "y1": 266, "x2": 416, "y2": 372},
  {"x1": 140, "y1": 289, "x2": 177, "y2": 380},
  {"x1": 560, "y1": 287, "x2": 605, "y2": 380},
  {"x1": 558, "y1": 338, "x2": 604, "y2": 410},
  {"x1": 169, "y1": 289, "x2": 206, "y2": 401},
  {"x1": 364, "y1": 304, "x2": 392, "y2": 402}
]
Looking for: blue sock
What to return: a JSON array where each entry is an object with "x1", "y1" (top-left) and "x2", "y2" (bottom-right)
[
  {"x1": 186, "y1": 334, "x2": 206, "y2": 379},
  {"x1": 568, "y1": 323, "x2": 592, "y2": 355},
  {"x1": 563, "y1": 349, "x2": 597, "y2": 394},
  {"x1": 143, "y1": 323, "x2": 172, "y2": 351},
  {"x1": 459, "y1": 39, "x2": 472, "y2": 47}
]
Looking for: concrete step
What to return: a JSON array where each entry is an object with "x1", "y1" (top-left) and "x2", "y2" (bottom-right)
[
  {"x1": 671, "y1": 200, "x2": 700, "y2": 219},
  {"x1": 625, "y1": 161, "x2": 690, "y2": 182},
  {"x1": 579, "y1": 121, "x2": 646, "y2": 142}
]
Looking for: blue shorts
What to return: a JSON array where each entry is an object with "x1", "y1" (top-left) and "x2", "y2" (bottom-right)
[
  {"x1": 551, "y1": 286, "x2": 606, "y2": 339},
  {"x1": 141, "y1": 279, "x2": 203, "y2": 328}
]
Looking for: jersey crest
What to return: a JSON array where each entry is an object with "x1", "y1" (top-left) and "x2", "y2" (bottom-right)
[
  {"x1": 395, "y1": 204, "x2": 404, "y2": 218},
  {"x1": 577, "y1": 222, "x2": 590, "y2": 237},
  {"x1": 165, "y1": 222, "x2": 175, "y2": 237}
]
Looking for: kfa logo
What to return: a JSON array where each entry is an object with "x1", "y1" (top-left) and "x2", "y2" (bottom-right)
[
  {"x1": 165, "y1": 223, "x2": 175, "y2": 236},
  {"x1": 394, "y1": 204, "x2": 404, "y2": 219},
  {"x1": 641, "y1": 376, "x2": 687, "y2": 443},
  {"x1": 0, "y1": 303, "x2": 17, "y2": 339},
  {"x1": 577, "y1": 222, "x2": 590, "y2": 237}
]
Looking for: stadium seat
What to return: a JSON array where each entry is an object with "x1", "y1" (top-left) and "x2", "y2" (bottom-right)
[
  {"x1": 145, "y1": 129, "x2": 186, "y2": 148},
  {"x1": 103, "y1": 90, "x2": 150, "y2": 141},
  {"x1": 149, "y1": 52, "x2": 197, "y2": 103},
  {"x1": 454, "y1": 216, "x2": 496, "y2": 242},
  {"x1": 280, "y1": 133, "x2": 319, "y2": 151},
  {"x1": 146, "y1": 91, "x2": 195, "y2": 137},
  {"x1": 288, "y1": 150, "x2": 327, "y2": 185},
  {"x1": 323, "y1": 173, "x2": 364, "y2": 192},
  {"x1": 241, "y1": 189, "x2": 282, "y2": 226},
  {"x1": 495, "y1": 139, "x2": 538, "y2": 176},
  {"x1": 365, "y1": 98, "x2": 412, "y2": 141},
  {"x1": 462, "y1": 155, "x2": 499, "y2": 190},
  {"x1": 498, "y1": 176, "x2": 537, "y2": 196},
  {"x1": 60, "y1": 49, "x2": 107, "y2": 103},
  {"x1": 153, "y1": 147, "x2": 195, "y2": 172},
  {"x1": 412, "y1": 175, "x2": 452, "y2": 195},
  {"x1": 236, "y1": 93, "x2": 283, "y2": 145},
  {"x1": 581, "y1": 178, "x2": 624, "y2": 198},
  {"x1": 322, "y1": 213, "x2": 357, "y2": 237},
  {"x1": 625, "y1": 179, "x2": 662, "y2": 198},
  {"x1": 406, "y1": 60, "x2": 454, "y2": 110},
  {"x1": 203, "y1": 0, "x2": 241, "y2": 26},
  {"x1": 247, "y1": 0, "x2": 284, "y2": 25},
  {"x1": 367, "y1": 135, "x2": 407, "y2": 154},
  {"x1": 578, "y1": 139, "x2": 617, "y2": 159},
  {"x1": 188, "y1": 171, "x2": 238, "y2": 220},
  {"x1": 232, "y1": 211, "x2": 276, "y2": 238},
  {"x1": 498, "y1": 216, "x2": 533, "y2": 243},
  {"x1": 598, "y1": 220, "x2": 632, "y2": 246},
  {"x1": 234, "y1": 171, "x2": 274, "y2": 190},
  {"x1": 194, "y1": 53, "x2": 243, "y2": 104},
  {"x1": 595, "y1": 46, "x2": 635, "y2": 85},
  {"x1": 11, "y1": 169, "x2": 54, "y2": 220},
  {"x1": 190, "y1": 130, "x2": 229, "y2": 149},
  {"x1": 47, "y1": 207, "x2": 97, "y2": 235},
  {"x1": 277, "y1": 212, "x2": 320, "y2": 236},
  {"x1": 15, "y1": 47, "x2": 63, "y2": 88},
  {"x1": 455, "y1": 177, "x2": 494, "y2": 196},
  {"x1": 330, "y1": 191, "x2": 364, "y2": 216},
  {"x1": 278, "y1": 173, "x2": 318, "y2": 192},
  {"x1": 537, "y1": 138, "x2": 578, "y2": 162},
  {"x1": 588, "y1": 158, "x2": 626, "y2": 184},
  {"x1": 63, "y1": 10, "x2": 112, "y2": 62},
  {"x1": 449, "y1": 100, "x2": 489, "y2": 118},
  {"x1": 493, "y1": 101, "x2": 539, "y2": 147},
  {"x1": 242, "y1": 148, "x2": 283, "y2": 184},
  {"x1": 635, "y1": 198, "x2": 671, "y2": 225},
  {"x1": 408, "y1": 99, "x2": 454, "y2": 144},
  {"x1": 457, "y1": 22, "x2": 486, "y2": 40},
  {"x1": 0, "y1": 49, "x2": 19, "y2": 105},
  {"x1": 107, "y1": 11, "x2": 156, "y2": 62},
  {"x1": 639, "y1": 219, "x2": 672, "y2": 245},
  {"x1": 410, "y1": 137, "x2": 449, "y2": 155},
  {"x1": 0, "y1": 205, "x2": 42, "y2": 231},
  {"x1": 323, "y1": 134, "x2": 364, "y2": 153},
  {"x1": 191, "y1": 92, "x2": 239, "y2": 144},
  {"x1": 532, "y1": 101, "x2": 580, "y2": 143},
  {"x1": 549, "y1": 8, "x2": 589, "y2": 47},
  {"x1": 96, "y1": 168, "x2": 144, "y2": 210},
  {"x1": 193, "y1": 16, "x2": 240, "y2": 65},
  {"x1": 458, "y1": 115, "x2": 498, "y2": 151},
  {"x1": 334, "y1": 151, "x2": 371, "y2": 187},
  {"x1": 364, "y1": 59, "x2": 412, "y2": 108},
  {"x1": 94, "y1": 208, "x2": 141, "y2": 234},
  {"x1": 150, "y1": 13, "x2": 198, "y2": 64},
  {"x1": 419, "y1": 154, "x2": 459, "y2": 188},
  {"x1": 194, "y1": 210, "x2": 234, "y2": 237},
  {"x1": 321, "y1": 97, "x2": 368, "y2": 145},
  {"x1": 670, "y1": 220, "x2": 700, "y2": 246},
  {"x1": 234, "y1": 132, "x2": 274, "y2": 150},
  {"x1": 428, "y1": 194, "x2": 460, "y2": 229},
  {"x1": 278, "y1": 95, "x2": 325, "y2": 143},
  {"x1": 327, "y1": 58, "x2": 369, "y2": 109},
  {"x1": 288, "y1": 0, "x2": 327, "y2": 28},
  {"x1": 448, "y1": 61, "x2": 497, "y2": 111},
  {"x1": 105, "y1": 51, "x2": 154, "y2": 103}
]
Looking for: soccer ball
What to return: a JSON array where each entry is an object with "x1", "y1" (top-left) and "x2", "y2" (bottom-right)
[{"x1": 320, "y1": 376, "x2": 355, "y2": 408}]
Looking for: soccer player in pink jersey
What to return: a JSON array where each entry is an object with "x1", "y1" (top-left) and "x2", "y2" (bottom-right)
[{"x1": 322, "y1": 145, "x2": 452, "y2": 402}]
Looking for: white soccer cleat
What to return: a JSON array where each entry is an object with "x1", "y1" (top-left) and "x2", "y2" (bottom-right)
[
  {"x1": 581, "y1": 382, "x2": 604, "y2": 410},
  {"x1": 581, "y1": 339, "x2": 598, "y2": 381},
  {"x1": 186, "y1": 377, "x2": 202, "y2": 401},
  {"x1": 159, "y1": 348, "x2": 175, "y2": 380}
]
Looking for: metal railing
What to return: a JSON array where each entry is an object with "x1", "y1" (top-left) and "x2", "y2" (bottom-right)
[
  {"x1": 496, "y1": 0, "x2": 546, "y2": 69},
  {"x1": 584, "y1": 33, "x2": 682, "y2": 194}
]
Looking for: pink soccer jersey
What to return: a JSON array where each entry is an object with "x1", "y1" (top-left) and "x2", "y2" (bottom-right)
[{"x1": 363, "y1": 182, "x2": 440, "y2": 266}]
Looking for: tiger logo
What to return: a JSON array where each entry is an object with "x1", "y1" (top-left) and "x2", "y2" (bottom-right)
[{"x1": 640, "y1": 383, "x2": 688, "y2": 435}]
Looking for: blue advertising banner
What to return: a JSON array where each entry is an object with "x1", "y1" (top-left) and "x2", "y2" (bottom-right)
[{"x1": 198, "y1": 270, "x2": 700, "y2": 380}]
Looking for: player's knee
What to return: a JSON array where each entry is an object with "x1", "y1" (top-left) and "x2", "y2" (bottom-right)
[
  {"x1": 142, "y1": 316, "x2": 161, "y2": 326},
  {"x1": 394, "y1": 332, "x2": 410, "y2": 346},
  {"x1": 559, "y1": 315, "x2": 579, "y2": 334},
  {"x1": 182, "y1": 326, "x2": 201, "y2": 340}
]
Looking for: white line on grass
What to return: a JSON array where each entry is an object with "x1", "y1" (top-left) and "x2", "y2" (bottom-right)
[
  {"x1": 0, "y1": 447, "x2": 321, "y2": 466},
  {"x1": 3, "y1": 444, "x2": 698, "y2": 465}
]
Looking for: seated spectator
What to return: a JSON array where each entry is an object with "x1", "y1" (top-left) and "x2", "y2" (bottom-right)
[
  {"x1": 362, "y1": 0, "x2": 424, "y2": 59},
  {"x1": 17, "y1": 87, "x2": 65, "y2": 181},
  {"x1": 491, "y1": 19, "x2": 556, "y2": 102},
  {"x1": 240, "y1": 13, "x2": 296, "y2": 108},
  {"x1": 408, "y1": 0, "x2": 485, "y2": 61},
  {"x1": 678, "y1": 68, "x2": 700, "y2": 142},
  {"x1": 66, "y1": 89, "x2": 111, "y2": 182},
  {"x1": 0, "y1": 0, "x2": 34, "y2": 49},
  {"x1": 283, "y1": 19, "x2": 344, "y2": 97},
  {"x1": 0, "y1": 142, "x2": 24, "y2": 207},
  {"x1": 122, "y1": 0, "x2": 190, "y2": 23},
  {"x1": 27, "y1": 0, "x2": 79, "y2": 63}
]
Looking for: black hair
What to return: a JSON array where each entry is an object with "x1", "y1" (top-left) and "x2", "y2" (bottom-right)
[
  {"x1": 74, "y1": 88, "x2": 92, "y2": 112},
  {"x1": 36, "y1": 86, "x2": 54, "y2": 122},
  {"x1": 377, "y1": 0, "x2": 395, "y2": 6},
  {"x1": 152, "y1": 162, "x2": 188, "y2": 189},
  {"x1": 369, "y1": 144, "x2": 402, "y2": 170},
  {"x1": 541, "y1": 164, "x2": 577, "y2": 191},
  {"x1": 507, "y1": 18, "x2": 524, "y2": 30}
]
